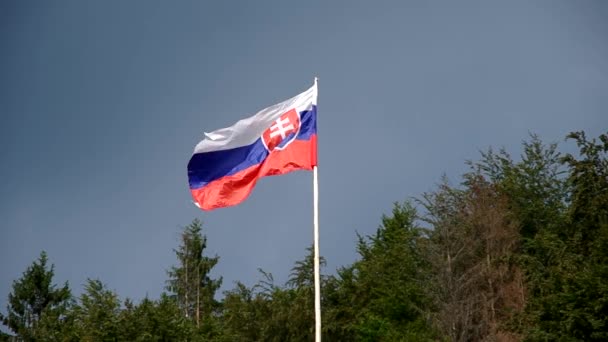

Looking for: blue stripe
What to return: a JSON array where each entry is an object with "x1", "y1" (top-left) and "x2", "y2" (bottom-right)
[
  {"x1": 188, "y1": 106, "x2": 317, "y2": 189},
  {"x1": 187, "y1": 140, "x2": 268, "y2": 189},
  {"x1": 297, "y1": 106, "x2": 316, "y2": 141}
]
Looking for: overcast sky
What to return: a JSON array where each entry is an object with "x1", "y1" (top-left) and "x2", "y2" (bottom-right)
[{"x1": 1, "y1": 0, "x2": 607, "y2": 316}]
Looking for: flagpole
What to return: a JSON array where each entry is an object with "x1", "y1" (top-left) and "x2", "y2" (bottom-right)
[{"x1": 312, "y1": 77, "x2": 321, "y2": 342}]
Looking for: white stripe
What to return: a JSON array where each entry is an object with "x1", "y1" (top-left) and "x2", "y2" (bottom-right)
[{"x1": 193, "y1": 82, "x2": 317, "y2": 154}]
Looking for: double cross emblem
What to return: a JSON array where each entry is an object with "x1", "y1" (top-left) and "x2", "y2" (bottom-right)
[
  {"x1": 269, "y1": 117, "x2": 295, "y2": 140},
  {"x1": 262, "y1": 108, "x2": 301, "y2": 152}
]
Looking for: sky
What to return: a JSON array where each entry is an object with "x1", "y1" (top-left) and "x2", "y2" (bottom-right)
[{"x1": 1, "y1": 0, "x2": 607, "y2": 317}]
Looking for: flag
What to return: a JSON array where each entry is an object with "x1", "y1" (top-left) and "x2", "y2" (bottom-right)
[{"x1": 187, "y1": 82, "x2": 318, "y2": 210}]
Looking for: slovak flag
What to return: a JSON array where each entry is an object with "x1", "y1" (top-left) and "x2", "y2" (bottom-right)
[{"x1": 187, "y1": 82, "x2": 318, "y2": 210}]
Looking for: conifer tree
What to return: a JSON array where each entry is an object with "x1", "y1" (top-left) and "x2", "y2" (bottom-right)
[
  {"x1": 166, "y1": 219, "x2": 222, "y2": 328},
  {"x1": 72, "y1": 279, "x2": 121, "y2": 341},
  {"x1": 0, "y1": 251, "x2": 71, "y2": 341}
]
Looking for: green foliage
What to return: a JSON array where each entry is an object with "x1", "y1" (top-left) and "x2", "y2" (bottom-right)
[
  {"x1": 473, "y1": 134, "x2": 567, "y2": 239},
  {"x1": 345, "y1": 202, "x2": 436, "y2": 341},
  {"x1": 0, "y1": 251, "x2": 71, "y2": 341},
  {"x1": 71, "y1": 279, "x2": 121, "y2": 341},
  {"x1": 166, "y1": 218, "x2": 222, "y2": 331},
  {"x1": 0, "y1": 331, "x2": 12, "y2": 341},
  {"x1": 226, "y1": 250, "x2": 325, "y2": 342},
  {"x1": 523, "y1": 131, "x2": 608, "y2": 341},
  {"x1": 118, "y1": 294, "x2": 195, "y2": 341},
  {"x1": 469, "y1": 130, "x2": 608, "y2": 341},
  {"x1": 2, "y1": 130, "x2": 607, "y2": 342},
  {"x1": 562, "y1": 131, "x2": 608, "y2": 252},
  {"x1": 219, "y1": 282, "x2": 266, "y2": 341}
]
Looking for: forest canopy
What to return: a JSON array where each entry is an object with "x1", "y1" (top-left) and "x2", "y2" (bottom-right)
[{"x1": 2, "y1": 130, "x2": 607, "y2": 341}]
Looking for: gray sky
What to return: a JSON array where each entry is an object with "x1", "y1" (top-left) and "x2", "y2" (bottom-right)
[{"x1": 1, "y1": 0, "x2": 607, "y2": 315}]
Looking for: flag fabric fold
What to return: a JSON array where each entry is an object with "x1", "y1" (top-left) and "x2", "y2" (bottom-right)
[{"x1": 188, "y1": 83, "x2": 318, "y2": 210}]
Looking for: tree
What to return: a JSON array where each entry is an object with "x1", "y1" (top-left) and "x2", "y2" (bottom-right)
[
  {"x1": 219, "y1": 248, "x2": 331, "y2": 342},
  {"x1": 220, "y1": 281, "x2": 266, "y2": 342},
  {"x1": 524, "y1": 131, "x2": 608, "y2": 341},
  {"x1": 279, "y1": 246, "x2": 326, "y2": 341},
  {"x1": 0, "y1": 251, "x2": 71, "y2": 341},
  {"x1": 332, "y1": 202, "x2": 436, "y2": 341},
  {"x1": 473, "y1": 134, "x2": 567, "y2": 239},
  {"x1": 166, "y1": 219, "x2": 222, "y2": 330},
  {"x1": 466, "y1": 135, "x2": 574, "y2": 339},
  {"x1": 562, "y1": 131, "x2": 608, "y2": 253},
  {"x1": 71, "y1": 279, "x2": 121, "y2": 341},
  {"x1": 421, "y1": 176, "x2": 524, "y2": 341},
  {"x1": 463, "y1": 131, "x2": 608, "y2": 340},
  {"x1": 118, "y1": 294, "x2": 194, "y2": 341}
]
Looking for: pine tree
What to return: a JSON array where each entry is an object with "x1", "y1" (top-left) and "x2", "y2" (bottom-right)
[
  {"x1": 166, "y1": 219, "x2": 222, "y2": 329},
  {"x1": 350, "y1": 202, "x2": 436, "y2": 341},
  {"x1": 0, "y1": 251, "x2": 71, "y2": 341},
  {"x1": 72, "y1": 279, "x2": 121, "y2": 341},
  {"x1": 533, "y1": 130, "x2": 608, "y2": 341}
]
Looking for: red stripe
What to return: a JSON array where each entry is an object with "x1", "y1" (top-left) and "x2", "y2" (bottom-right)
[{"x1": 191, "y1": 135, "x2": 317, "y2": 210}]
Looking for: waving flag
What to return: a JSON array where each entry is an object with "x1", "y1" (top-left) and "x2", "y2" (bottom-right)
[{"x1": 188, "y1": 83, "x2": 318, "y2": 210}]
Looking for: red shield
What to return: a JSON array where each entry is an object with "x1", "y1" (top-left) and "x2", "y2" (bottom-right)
[{"x1": 261, "y1": 108, "x2": 301, "y2": 152}]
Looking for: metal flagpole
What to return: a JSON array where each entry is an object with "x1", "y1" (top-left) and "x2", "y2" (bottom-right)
[{"x1": 312, "y1": 77, "x2": 321, "y2": 342}]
